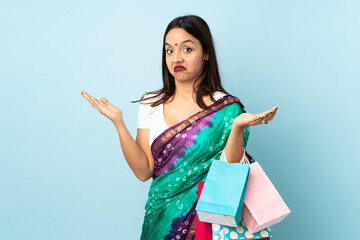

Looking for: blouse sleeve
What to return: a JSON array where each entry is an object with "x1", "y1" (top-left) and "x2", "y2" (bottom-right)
[
  {"x1": 137, "y1": 96, "x2": 152, "y2": 129},
  {"x1": 220, "y1": 147, "x2": 246, "y2": 163}
]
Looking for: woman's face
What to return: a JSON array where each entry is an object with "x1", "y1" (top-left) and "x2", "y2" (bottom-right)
[{"x1": 165, "y1": 28, "x2": 208, "y2": 83}]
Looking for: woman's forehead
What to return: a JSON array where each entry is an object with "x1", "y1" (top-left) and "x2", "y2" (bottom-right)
[{"x1": 165, "y1": 28, "x2": 197, "y2": 45}]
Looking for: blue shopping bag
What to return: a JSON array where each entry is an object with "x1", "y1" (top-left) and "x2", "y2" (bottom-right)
[{"x1": 195, "y1": 160, "x2": 250, "y2": 228}]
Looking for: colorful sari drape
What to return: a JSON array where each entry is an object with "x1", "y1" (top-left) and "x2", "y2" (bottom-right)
[{"x1": 140, "y1": 94, "x2": 254, "y2": 240}]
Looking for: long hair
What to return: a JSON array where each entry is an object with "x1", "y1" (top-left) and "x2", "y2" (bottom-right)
[{"x1": 131, "y1": 14, "x2": 230, "y2": 109}]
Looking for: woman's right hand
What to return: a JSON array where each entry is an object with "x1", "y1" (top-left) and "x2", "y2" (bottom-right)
[{"x1": 81, "y1": 90, "x2": 123, "y2": 125}]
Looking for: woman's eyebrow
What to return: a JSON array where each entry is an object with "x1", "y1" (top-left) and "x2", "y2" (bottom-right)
[{"x1": 165, "y1": 39, "x2": 195, "y2": 46}]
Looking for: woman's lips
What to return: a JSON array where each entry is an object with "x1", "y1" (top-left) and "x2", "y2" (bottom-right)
[{"x1": 174, "y1": 65, "x2": 186, "y2": 72}]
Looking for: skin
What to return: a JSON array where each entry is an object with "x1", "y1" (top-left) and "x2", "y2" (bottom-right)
[{"x1": 80, "y1": 27, "x2": 278, "y2": 181}]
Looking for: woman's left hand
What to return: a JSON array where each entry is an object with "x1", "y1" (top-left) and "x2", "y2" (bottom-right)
[{"x1": 233, "y1": 106, "x2": 278, "y2": 129}]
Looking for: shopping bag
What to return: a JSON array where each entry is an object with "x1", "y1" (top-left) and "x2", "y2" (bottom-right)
[
  {"x1": 195, "y1": 182, "x2": 212, "y2": 240},
  {"x1": 212, "y1": 216, "x2": 272, "y2": 239},
  {"x1": 243, "y1": 161, "x2": 291, "y2": 234},
  {"x1": 195, "y1": 160, "x2": 250, "y2": 227},
  {"x1": 195, "y1": 182, "x2": 272, "y2": 240}
]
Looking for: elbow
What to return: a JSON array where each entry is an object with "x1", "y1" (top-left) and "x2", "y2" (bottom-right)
[
  {"x1": 138, "y1": 176, "x2": 149, "y2": 182},
  {"x1": 137, "y1": 173, "x2": 152, "y2": 182},
  {"x1": 135, "y1": 162, "x2": 154, "y2": 182}
]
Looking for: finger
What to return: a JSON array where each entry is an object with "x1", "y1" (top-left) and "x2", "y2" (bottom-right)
[
  {"x1": 267, "y1": 111, "x2": 277, "y2": 121},
  {"x1": 81, "y1": 91, "x2": 93, "y2": 102},
  {"x1": 90, "y1": 96, "x2": 107, "y2": 112},
  {"x1": 255, "y1": 110, "x2": 279, "y2": 125},
  {"x1": 91, "y1": 96, "x2": 107, "y2": 108},
  {"x1": 88, "y1": 96, "x2": 102, "y2": 112},
  {"x1": 261, "y1": 107, "x2": 276, "y2": 118},
  {"x1": 81, "y1": 92, "x2": 100, "y2": 110},
  {"x1": 81, "y1": 90, "x2": 91, "y2": 98},
  {"x1": 263, "y1": 109, "x2": 277, "y2": 122},
  {"x1": 248, "y1": 114, "x2": 267, "y2": 125},
  {"x1": 81, "y1": 92, "x2": 96, "y2": 107},
  {"x1": 100, "y1": 97, "x2": 110, "y2": 105},
  {"x1": 249, "y1": 107, "x2": 278, "y2": 125},
  {"x1": 263, "y1": 107, "x2": 279, "y2": 123},
  {"x1": 82, "y1": 92, "x2": 112, "y2": 110},
  {"x1": 82, "y1": 91, "x2": 108, "y2": 113},
  {"x1": 264, "y1": 106, "x2": 278, "y2": 114},
  {"x1": 259, "y1": 106, "x2": 278, "y2": 121}
]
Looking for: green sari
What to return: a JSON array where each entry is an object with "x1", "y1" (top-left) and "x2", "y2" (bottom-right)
[{"x1": 140, "y1": 94, "x2": 252, "y2": 240}]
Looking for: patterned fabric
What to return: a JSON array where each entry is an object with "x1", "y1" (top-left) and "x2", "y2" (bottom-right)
[
  {"x1": 140, "y1": 94, "x2": 251, "y2": 240},
  {"x1": 212, "y1": 216, "x2": 272, "y2": 239}
]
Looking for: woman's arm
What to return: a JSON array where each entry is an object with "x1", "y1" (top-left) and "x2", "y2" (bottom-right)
[
  {"x1": 224, "y1": 105, "x2": 278, "y2": 163},
  {"x1": 114, "y1": 120, "x2": 154, "y2": 182},
  {"x1": 80, "y1": 90, "x2": 154, "y2": 182},
  {"x1": 222, "y1": 126, "x2": 245, "y2": 163}
]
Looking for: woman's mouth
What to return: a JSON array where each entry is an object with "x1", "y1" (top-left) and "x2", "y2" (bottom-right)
[{"x1": 174, "y1": 65, "x2": 186, "y2": 72}]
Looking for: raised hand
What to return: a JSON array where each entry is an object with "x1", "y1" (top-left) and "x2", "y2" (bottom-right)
[
  {"x1": 81, "y1": 90, "x2": 123, "y2": 125},
  {"x1": 233, "y1": 106, "x2": 278, "y2": 129}
]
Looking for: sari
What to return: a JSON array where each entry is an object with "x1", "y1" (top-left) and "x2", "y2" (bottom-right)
[{"x1": 140, "y1": 94, "x2": 255, "y2": 240}]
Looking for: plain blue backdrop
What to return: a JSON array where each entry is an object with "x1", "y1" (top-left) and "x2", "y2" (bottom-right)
[{"x1": 1, "y1": 0, "x2": 359, "y2": 239}]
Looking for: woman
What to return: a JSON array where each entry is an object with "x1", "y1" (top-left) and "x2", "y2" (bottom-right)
[{"x1": 81, "y1": 15, "x2": 277, "y2": 240}]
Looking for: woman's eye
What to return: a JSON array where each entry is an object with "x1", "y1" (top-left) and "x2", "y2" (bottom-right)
[
  {"x1": 166, "y1": 48, "x2": 192, "y2": 54},
  {"x1": 184, "y1": 47, "x2": 192, "y2": 52}
]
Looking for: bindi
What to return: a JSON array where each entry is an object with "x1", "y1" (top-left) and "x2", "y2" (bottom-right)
[{"x1": 175, "y1": 43, "x2": 177, "y2": 46}]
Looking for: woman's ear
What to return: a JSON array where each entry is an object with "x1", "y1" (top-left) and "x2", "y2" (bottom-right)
[{"x1": 204, "y1": 53, "x2": 209, "y2": 61}]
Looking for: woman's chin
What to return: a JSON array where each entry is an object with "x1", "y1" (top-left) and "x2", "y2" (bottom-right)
[{"x1": 173, "y1": 74, "x2": 193, "y2": 82}]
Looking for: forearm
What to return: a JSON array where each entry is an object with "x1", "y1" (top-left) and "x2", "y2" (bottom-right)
[
  {"x1": 223, "y1": 126, "x2": 245, "y2": 163},
  {"x1": 113, "y1": 119, "x2": 151, "y2": 180}
]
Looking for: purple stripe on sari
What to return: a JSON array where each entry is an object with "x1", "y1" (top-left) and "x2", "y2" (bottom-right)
[
  {"x1": 153, "y1": 112, "x2": 215, "y2": 178},
  {"x1": 166, "y1": 203, "x2": 197, "y2": 240}
]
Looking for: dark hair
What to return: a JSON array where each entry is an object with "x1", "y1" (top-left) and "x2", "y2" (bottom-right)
[{"x1": 131, "y1": 14, "x2": 230, "y2": 109}]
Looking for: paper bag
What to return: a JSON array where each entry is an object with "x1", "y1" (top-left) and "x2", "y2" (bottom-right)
[
  {"x1": 195, "y1": 181, "x2": 212, "y2": 240},
  {"x1": 243, "y1": 162, "x2": 291, "y2": 234},
  {"x1": 195, "y1": 160, "x2": 250, "y2": 227}
]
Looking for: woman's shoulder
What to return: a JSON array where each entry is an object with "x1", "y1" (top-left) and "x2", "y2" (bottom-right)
[
  {"x1": 138, "y1": 92, "x2": 164, "y2": 118},
  {"x1": 140, "y1": 92, "x2": 163, "y2": 105},
  {"x1": 137, "y1": 93, "x2": 163, "y2": 125},
  {"x1": 214, "y1": 91, "x2": 243, "y2": 103},
  {"x1": 213, "y1": 91, "x2": 228, "y2": 100},
  {"x1": 213, "y1": 91, "x2": 246, "y2": 113}
]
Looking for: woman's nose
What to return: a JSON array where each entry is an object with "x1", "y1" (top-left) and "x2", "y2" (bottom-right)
[{"x1": 172, "y1": 50, "x2": 183, "y2": 62}]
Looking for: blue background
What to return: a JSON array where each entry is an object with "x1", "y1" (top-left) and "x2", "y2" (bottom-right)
[{"x1": 1, "y1": 0, "x2": 359, "y2": 239}]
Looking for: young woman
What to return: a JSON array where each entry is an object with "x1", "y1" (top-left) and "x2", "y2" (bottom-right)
[{"x1": 81, "y1": 14, "x2": 277, "y2": 240}]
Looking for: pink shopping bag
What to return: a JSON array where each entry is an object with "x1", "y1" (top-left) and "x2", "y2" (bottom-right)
[{"x1": 242, "y1": 162, "x2": 291, "y2": 234}]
